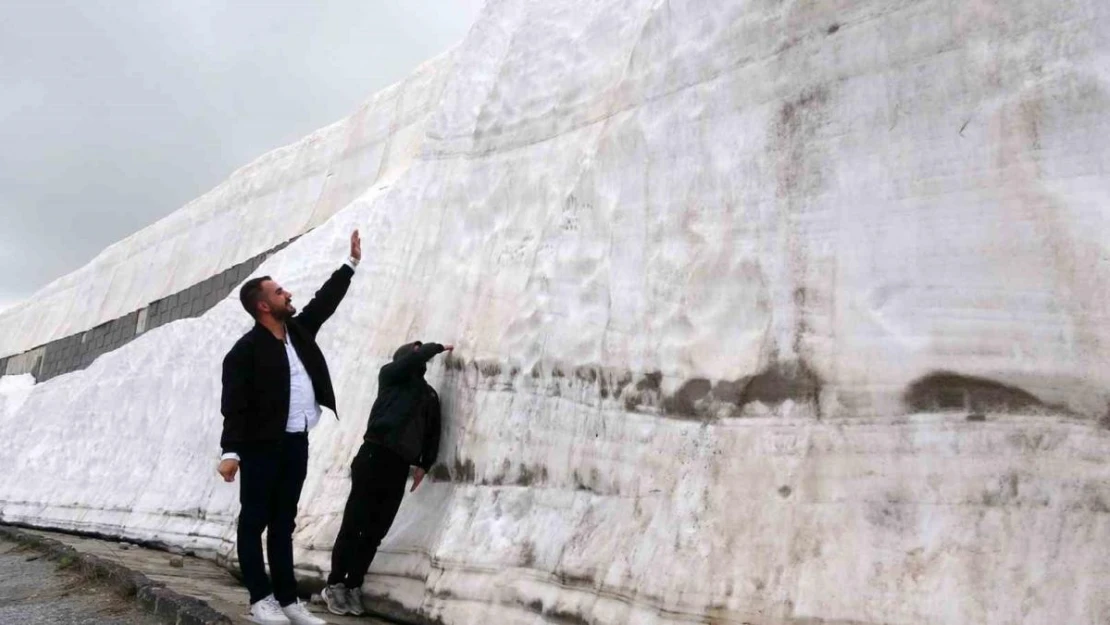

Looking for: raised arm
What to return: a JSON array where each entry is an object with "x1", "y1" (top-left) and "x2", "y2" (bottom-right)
[
  {"x1": 379, "y1": 343, "x2": 452, "y2": 385},
  {"x1": 295, "y1": 230, "x2": 360, "y2": 335}
]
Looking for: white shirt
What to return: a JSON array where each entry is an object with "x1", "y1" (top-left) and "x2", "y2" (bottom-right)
[
  {"x1": 221, "y1": 257, "x2": 357, "y2": 462},
  {"x1": 283, "y1": 328, "x2": 321, "y2": 433}
]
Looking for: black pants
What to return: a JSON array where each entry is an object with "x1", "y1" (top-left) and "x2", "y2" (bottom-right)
[
  {"x1": 328, "y1": 443, "x2": 410, "y2": 588},
  {"x1": 237, "y1": 433, "x2": 308, "y2": 606}
]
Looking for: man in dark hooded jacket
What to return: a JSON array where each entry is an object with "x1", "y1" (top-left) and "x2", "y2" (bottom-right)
[{"x1": 322, "y1": 340, "x2": 452, "y2": 616}]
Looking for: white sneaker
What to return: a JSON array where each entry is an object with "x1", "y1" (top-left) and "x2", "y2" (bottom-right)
[
  {"x1": 282, "y1": 600, "x2": 327, "y2": 625},
  {"x1": 249, "y1": 595, "x2": 291, "y2": 625},
  {"x1": 346, "y1": 587, "x2": 365, "y2": 616}
]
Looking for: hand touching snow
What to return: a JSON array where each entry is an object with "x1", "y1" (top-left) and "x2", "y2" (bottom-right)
[{"x1": 350, "y1": 230, "x2": 361, "y2": 263}]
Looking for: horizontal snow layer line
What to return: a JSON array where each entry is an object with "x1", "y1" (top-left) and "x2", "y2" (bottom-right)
[{"x1": 0, "y1": 237, "x2": 299, "y2": 380}]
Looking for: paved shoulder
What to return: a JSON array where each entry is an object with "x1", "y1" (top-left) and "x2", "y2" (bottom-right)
[
  {"x1": 0, "y1": 540, "x2": 164, "y2": 625},
  {"x1": 4, "y1": 527, "x2": 394, "y2": 625}
]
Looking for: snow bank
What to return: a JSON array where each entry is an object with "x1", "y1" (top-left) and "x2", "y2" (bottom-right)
[
  {"x1": 0, "y1": 374, "x2": 35, "y2": 421},
  {"x1": 1, "y1": 0, "x2": 1109, "y2": 623}
]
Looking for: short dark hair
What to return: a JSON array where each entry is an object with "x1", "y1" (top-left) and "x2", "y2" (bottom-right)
[{"x1": 239, "y1": 276, "x2": 271, "y2": 318}]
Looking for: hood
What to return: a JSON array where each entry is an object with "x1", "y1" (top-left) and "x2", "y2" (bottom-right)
[{"x1": 393, "y1": 341, "x2": 426, "y2": 376}]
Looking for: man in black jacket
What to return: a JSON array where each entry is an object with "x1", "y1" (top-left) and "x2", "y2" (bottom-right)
[
  {"x1": 217, "y1": 230, "x2": 361, "y2": 625},
  {"x1": 322, "y1": 341, "x2": 452, "y2": 617}
]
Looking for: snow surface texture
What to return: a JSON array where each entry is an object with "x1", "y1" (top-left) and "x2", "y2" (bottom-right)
[
  {"x1": 2, "y1": 0, "x2": 1110, "y2": 623},
  {"x1": 0, "y1": 375, "x2": 35, "y2": 423}
]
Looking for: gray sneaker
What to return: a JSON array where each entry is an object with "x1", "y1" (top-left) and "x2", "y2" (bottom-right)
[
  {"x1": 346, "y1": 587, "x2": 365, "y2": 616},
  {"x1": 322, "y1": 584, "x2": 351, "y2": 616}
]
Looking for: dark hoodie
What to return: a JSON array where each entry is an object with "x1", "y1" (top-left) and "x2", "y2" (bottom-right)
[{"x1": 363, "y1": 342, "x2": 444, "y2": 470}]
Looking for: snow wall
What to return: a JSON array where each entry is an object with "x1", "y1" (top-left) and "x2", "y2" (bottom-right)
[{"x1": 2, "y1": 0, "x2": 1110, "y2": 623}]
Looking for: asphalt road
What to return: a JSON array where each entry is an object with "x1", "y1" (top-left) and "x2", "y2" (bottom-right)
[{"x1": 0, "y1": 539, "x2": 163, "y2": 625}]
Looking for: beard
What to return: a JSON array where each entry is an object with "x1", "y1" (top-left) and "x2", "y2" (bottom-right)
[{"x1": 273, "y1": 302, "x2": 296, "y2": 320}]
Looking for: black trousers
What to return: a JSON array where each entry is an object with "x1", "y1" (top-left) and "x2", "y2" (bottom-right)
[
  {"x1": 328, "y1": 443, "x2": 410, "y2": 588},
  {"x1": 237, "y1": 433, "x2": 308, "y2": 606}
]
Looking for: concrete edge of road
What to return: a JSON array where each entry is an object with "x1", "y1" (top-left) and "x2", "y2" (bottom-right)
[{"x1": 0, "y1": 524, "x2": 232, "y2": 625}]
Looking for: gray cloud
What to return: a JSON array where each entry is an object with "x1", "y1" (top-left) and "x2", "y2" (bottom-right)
[{"x1": 0, "y1": 0, "x2": 483, "y2": 311}]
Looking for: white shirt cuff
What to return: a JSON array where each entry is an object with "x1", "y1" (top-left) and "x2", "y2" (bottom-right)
[
  {"x1": 345, "y1": 256, "x2": 359, "y2": 270},
  {"x1": 221, "y1": 452, "x2": 240, "y2": 462}
]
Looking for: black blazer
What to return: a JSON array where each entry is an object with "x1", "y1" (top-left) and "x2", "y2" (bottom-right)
[{"x1": 220, "y1": 264, "x2": 353, "y2": 454}]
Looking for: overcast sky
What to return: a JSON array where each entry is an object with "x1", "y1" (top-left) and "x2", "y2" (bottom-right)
[{"x1": 0, "y1": 0, "x2": 484, "y2": 311}]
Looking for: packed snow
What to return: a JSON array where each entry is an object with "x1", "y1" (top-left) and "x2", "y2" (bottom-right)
[{"x1": 1, "y1": 0, "x2": 1109, "y2": 623}]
